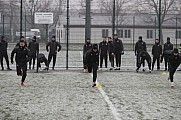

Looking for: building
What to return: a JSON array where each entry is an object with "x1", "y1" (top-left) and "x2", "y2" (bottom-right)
[{"x1": 56, "y1": 11, "x2": 181, "y2": 45}]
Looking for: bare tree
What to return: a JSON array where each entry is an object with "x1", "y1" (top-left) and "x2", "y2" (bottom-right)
[
  {"x1": 0, "y1": 0, "x2": 19, "y2": 41},
  {"x1": 75, "y1": 0, "x2": 86, "y2": 16},
  {"x1": 174, "y1": 0, "x2": 181, "y2": 23},
  {"x1": 23, "y1": 0, "x2": 53, "y2": 29},
  {"x1": 79, "y1": 0, "x2": 86, "y2": 10},
  {"x1": 135, "y1": 0, "x2": 177, "y2": 44},
  {"x1": 99, "y1": 0, "x2": 130, "y2": 27},
  {"x1": 50, "y1": 0, "x2": 66, "y2": 26},
  {"x1": 77, "y1": 0, "x2": 131, "y2": 30},
  {"x1": 22, "y1": 0, "x2": 66, "y2": 39}
]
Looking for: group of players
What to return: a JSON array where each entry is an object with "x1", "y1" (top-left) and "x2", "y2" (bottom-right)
[
  {"x1": 83, "y1": 34, "x2": 181, "y2": 87},
  {"x1": 0, "y1": 35, "x2": 61, "y2": 86},
  {"x1": 0, "y1": 34, "x2": 181, "y2": 87}
]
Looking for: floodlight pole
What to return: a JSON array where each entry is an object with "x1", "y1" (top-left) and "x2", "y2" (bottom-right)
[
  {"x1": 158, "y1": 0, "x2": 161, "y2": 44},
  {"x1": 112, "y1": 0, "x2": 116, "y2": 40},
  {"x1": 2, "y1": 14, "x2": 4, "y2": 36},
  {"x1": 66, "y1": 0, "x2": 69, "y2": 70},
  {"x1": 25, "y1": 10, "x2": 26, "y2": 38},
  {"x1": 85, "y1": 0, "x2": 91, "y2": 42},
  {"x1": 176, "y1": 16, "x2": 178, "y2": 48},
  {"x1": 20, "y1": 0, "x2": 23, "y2": 37},
  {"x1": 133, "y1": 16, "x2": 135, "y2": 51}
]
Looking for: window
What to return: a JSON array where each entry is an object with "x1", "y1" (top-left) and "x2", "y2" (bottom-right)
[
  {"x1": 124, "y1": 30, "x2": 131, "y2": 38},
  {"x1": 128, "y1": 30, "x2": 131, "y2": 38},
  {"x1": 61, "y1": 30, "x2": 63, "y2": 38},
  {"x1": 176, "y1": 30, "x2": 181, "y2": 39},
  {"x1": 102, "y1": 29, "x2": 109, "y2": 38},
  {"x1": 147, "y1": 30, "x2": 153, "y2": 39},
  {"x1": 117, "y1": 30, "x2": 123, "y2": 38}
]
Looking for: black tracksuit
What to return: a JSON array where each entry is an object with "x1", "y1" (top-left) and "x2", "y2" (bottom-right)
[
  {"x1": 46, "y1": 40, "x2": 61, "y2": 68},
  {"x1": 135, "y1": 40, "x2": 147, "y2": 68},
  {"x1": 37, "y1": 53, "x2": 49, "y2": 69},
  {"x1": 11, "y1": 46, "x2": 30, "y2": 83},
  {"x1": 83, "y1": 42, "x2": 92, "y2": 56},
  {"x1": 0, "y1": 40, "x2": 11, "y2": 69},
  {"x1": 163, "y1": 42, "x2": 173, "y2": 70},
  {"x1": 108, "y1": 41, "x2": 115, "y2": 68},
  {"x1": 83, "y1": 42, "x2": 92, "y2": 69},
  {"x1": 114, "y1": 38, "x2": 124, "y2": 68},
  {"x1": 84, "y1": 49, "x2": 99, "y2": 82},
  {"x1": 152, "y1": 43, "x2": 162, "y2": 70},
  {"x1": 99, "y1": 41, "x2": 108, "y2": 68},
  {"x1": 28, "y1": 40, "x2": 39, "y2": 69},
  {"x1": 137, "y1": 51, "x2": 151, "y2": 71},
  {"x1": 169, "y1": 53, "x2": 181, "y2": 82}
]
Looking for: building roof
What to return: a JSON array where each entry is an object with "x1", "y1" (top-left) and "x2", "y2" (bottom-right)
[{"x1": 57, "y1": 11, "x2": 181, "y2": 27}]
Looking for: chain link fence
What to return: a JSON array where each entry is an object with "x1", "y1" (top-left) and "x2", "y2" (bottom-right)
[{"x1": 1, "y1": 0, "x2": 181, "y2": 69}]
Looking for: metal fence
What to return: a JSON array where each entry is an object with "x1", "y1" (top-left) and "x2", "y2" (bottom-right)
[{"x1": 1, "y1": 0, "x2": 181, "y2": 69}]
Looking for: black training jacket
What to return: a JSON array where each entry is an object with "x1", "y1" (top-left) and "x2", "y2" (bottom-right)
[
  {"x1": 152, "y1": 44, "x2": 162, "y2": 58},
  {"x1": 114, "y1": 38, "x2": 124, "y2": 53},
  {"x1": 163, "y1": 42, "x2": 173, "y2": 52},
  {"x1": 11, "y1": 46, "x2": 30, "y2": 64},
  {"x1": 108, "y1": 41, "x2": 115, "y2": 54},
  {"x1": 83, "y1": 49, "x2": 99, "y2": 66},
  {"x1": 0, "y1": 40, "x2": 8, "y2": 52},
  {"x1": 169, "y1": 53, "x2": 181, "y2": 68},
  {"x1": 99, "y1": 41, "x2": 108, "y2": 56},
  {"x1": 28, "y1": 40, "x2": 39, "y2": 54},
  {"x1": 135, "y1": 41, "x2": 147, "y2": 55},
  {"x1": 83, "y1": 43, "x2": 92, "y2": 56},
  {"x1": 46, "y1": 41, "x2": 61, "y2": 55}
]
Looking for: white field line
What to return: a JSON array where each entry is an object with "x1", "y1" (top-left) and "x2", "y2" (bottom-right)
[
  {"x1": 91, "y1": 74, "x2": 122, "y2": 120},
  {"x1": 79, "y1": 51, "x2": 121, "y2": 120}
]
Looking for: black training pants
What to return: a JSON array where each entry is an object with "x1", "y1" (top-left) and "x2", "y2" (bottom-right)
[
  {"x1": 88, "y1": 63, "x2": 98, "y2": 83},
  {"x1": 169, "y1": 66, "x2": 177, "y2": 82},
  {"x1": 0, "y1": 52, "x2": 10, "y2": 68},
  {"x1": 48, "y1": 54, "x2": 57, "y2": 68},
  {"x1": 137, "y1": 56, "x2": 151, "y2": 70},
  {"x1": 38, "y1": 58, "x2": 49, "y2": 68},
  {"x1": 115, "y1": 52, "x2": 121, "y2": 67},
  {"x1": 136, "y1": 54, "x2": 145, "y2": 68},
  {"x1": 16, "y1": 63, "x2": 27, "y2": 83},
  {"x1": 109, "y1": 54, "x2": 114, "y2": 68},
  {"x1": 152, "y1": 57, "x2": 160, "y2": 70},
  {"x1": 164, "y1": 56, "x2": 170, "y2": 70},
  {"x1": 100, "y1": 55, "x2": 107, "y2": 68},
  {"x1": 29, "y1": 53, "x2": 36, "y2": 69}
]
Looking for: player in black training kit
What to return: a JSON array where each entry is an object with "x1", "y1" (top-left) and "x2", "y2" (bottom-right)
[
  {"x1": 168, "y1": 48, "x2": 181, "y2": 88},
  {"x1": 28, "y1": 36, "x2": 39, "y2": 70},
  {"x1": 84, "y1": 44, "x2": 99, "y2": 87},
  {"x1": 46, "y1": 36, "x2": 61, "y2": 70},
  {"x1": 0, "y1": 36, "x2": 12, "y2": 70},
  {"x1": 11, "y1": 40, "x2": 30, "y2": 86}
]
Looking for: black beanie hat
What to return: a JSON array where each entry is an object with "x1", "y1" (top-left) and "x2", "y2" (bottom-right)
[
  {"x1": 173, "y1": 48, "x2": 179, "y2": 53},
  {"x1": 93, "y1": 44, "x2": 98, "y2": 49},
  {"x1": 139, "y1": 36, "x2": 142, "y2": 40},
  {"x1": 33, "y1": 36, "x2": 36, "y2": 39}
]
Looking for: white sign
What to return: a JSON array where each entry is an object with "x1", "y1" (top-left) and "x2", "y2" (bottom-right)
[{"x1": 35, "y1": 12, "x2": 53, "y2": 24}]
